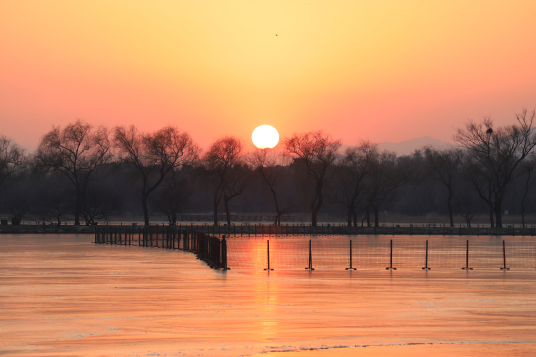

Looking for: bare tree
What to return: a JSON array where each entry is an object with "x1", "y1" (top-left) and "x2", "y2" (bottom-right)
[
  {"x1": 454, "y1": 109, "x2": 536, "y2": 227},
  {"x1": 0, "y1": 136, "x2": 25, "y2": 190},
  {"x1": 151, "y1": 168, "x2": 193, "y2": 225},
  {"x1": 114, "y1": 125, "x2": 199, "y2": 225},
  {"x1": 365, "y1": 151, "x2": 414, "y2": 227},
  {"x1": 333, "y1": 142, "x2": 376, "y2": 227},
  {"x1": 203, "y1": 136, "x2": 243, "y2": 226},
  {"x1": 34, "y1": 173, "x2": 72, "y2": 225},
  {"x1": 424, "y1": 147, "x2": 464, "y2": 227},
  {"x1": 519, "y1": 153, "x2": 536, "y2": 228},
  {"x1": 248, "y1": 149, "x2": 291, "y2": 225},
  {"x1": 36, "y1": 120, "x2": 111, "y2": 225},
  {"x1": 222, "y1": 164, "x2": 250, "y2": 226},
  {"x1": 2, "y1": 177, "x2": 34, "y2": 224},
  {"x1": 284, "y1": 131, "x2": 341, "y2": 226},
  {"x1": 81, "y1": 180, "x2": 123, "y2": 225}
]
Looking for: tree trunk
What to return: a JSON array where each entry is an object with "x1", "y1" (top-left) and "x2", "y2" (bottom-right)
[
  {"x1": 373, "y1": 205, "x2": 379, "y2": 228},
  {"x1": 270, "y1": 186, "x2": 281, "y2": 227},
  {"x1": 366, "y1": 206, "x2": 371, "y2": 228},
  {"x1": 521, "y1": 170, "x2": 531, "y2": 228},
  {"x1": 495, "y1": 201, "x2": 503, "y2": 228},
  {"x1": 224, "y1": 197, "x2": 231, "y2": 226},
  {"x1": 489, "y1": 205, "x2": 494, "y2": 228},
  {"x1": 274, "y1": 213, "x2": 281, "y2": 226},
  {"x1": 213, "y1": 188, "x2": 221, "y2": 226},
  {"x1": 311, "y1": 208, "x2": 318, "y2": 227},
  {"x1": 311, "y1": 183, "x2": 323, "y2": 227},
  {"x1": 447, "y1": 189, "x2": 454, "y2": 227},
  {"x1": 213, "y1": 200, "x2": 219, "y2": 226},
  {"x1": 142, "y1": 193, "x2": 150, "y2": 226},
  {"x1": 352, "y1": 209, "x2": 358, "y2": 227},
  {"x1": 74, "y1": 192, "x2": 81, "y2": 226},
  {"x1": 347, "y1": 197, "x2": 355, "y2": 227}
]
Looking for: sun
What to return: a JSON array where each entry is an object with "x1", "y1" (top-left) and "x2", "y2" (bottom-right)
[{"x1": 252, "y1": 125, "x2": 279, "y2": 149}]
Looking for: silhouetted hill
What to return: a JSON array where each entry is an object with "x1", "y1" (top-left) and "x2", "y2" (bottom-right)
[{"x1": 342, "y1": 136, "x2": 454, "y2": 157}]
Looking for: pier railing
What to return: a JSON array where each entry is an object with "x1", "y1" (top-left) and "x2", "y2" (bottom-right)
[{"x1": 94, "y1": 225, "x2": 228, "y2": 270}]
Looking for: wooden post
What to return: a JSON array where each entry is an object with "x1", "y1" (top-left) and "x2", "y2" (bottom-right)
[
  {"x1": 346, "y1": 240, "x2": 356, "y2": 270},
  {"x1": 422, "y1": 240, "x2": 430, "y2": 270},
  {"x1": 500, "y1": 240, "x2": 510, "y2": 270},
  {"x1": 264, "y1": 240, "x2": 274, "y2": 271},
  {"x1": 386, "y1": 239, "x2": 397, "y2": 270},
  {"x1": 462, "y1": 239, "x2": 472, "y2": 270},
  {"x1": 305, "y1": 239, "x2": 314, "y2": 270}
]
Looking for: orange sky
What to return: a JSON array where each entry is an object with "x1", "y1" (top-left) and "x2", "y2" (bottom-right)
[{"x1": 1, "y1": 1, "x2": 535, "y2": 151}]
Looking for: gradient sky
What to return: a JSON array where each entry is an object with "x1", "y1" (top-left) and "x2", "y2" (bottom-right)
[{"x1": 1, "y1": 1, "x2": 535, "y2": 151}]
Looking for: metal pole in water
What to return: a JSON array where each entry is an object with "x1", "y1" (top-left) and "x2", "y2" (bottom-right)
[
  {"x1": 501, "y1": 240, "x2": 510, "y2": 270},
  {"x1": 305, "y1": 239, "x2": 314, "y2": 270},
  {"x1": 386, "y1": 239, "x2": 396, "y2": 270},
  {"x1": 462, "y1": 239, "x2": 472, "y2": 270},
  {"x1": 422, "y1": 240, "x2": 430, "y2": 270},
  {"x1": 264, "y1": 240, "x2": 274, "y2": 271},
  {"x1": 346, "y1": 239, "x2": 356, "y2": 270}
]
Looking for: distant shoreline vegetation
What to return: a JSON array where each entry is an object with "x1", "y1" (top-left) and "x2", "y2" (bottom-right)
[{"x1": 1, "y1": 109, "x2": 536, "y2": 230}]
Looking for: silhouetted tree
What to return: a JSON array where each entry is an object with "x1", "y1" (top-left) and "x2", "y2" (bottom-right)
[
  {"x1": 453, "y1": 178, "x2": 484, "y2": 227},
  {"x1": 34, "y1": 173, "x2": 71, "y2": 225},
  {"x1": 454, "y1": 109, "x2": 536, "y2": 227},
  {"x1": 333, "y1": 142, "x2": 376, "y2": 227},
  {"x1": 424, "y1": 147, "x2": 464, "y2": 227},
  {"x1": 284, "y1": 131, "x2": 341, "y2": 226},
  {"x1": 2, "y1": 175, "x2": 34, "y2": 224},
  {"x1": 248, "y1": 149, "x2": 291, "y2": 225},
  {"x1": 36, "y1": 120, "x2": 111, "y2": 225},
  {"x1": 203, "y1": 136, "x2": 243, "y2": 226},
  {"x1": 365, "y1": 151, "x2": 414, "y2": 227},
  {"x1": 222, "y1": 164, "x2": 250, "y2": 226},
  {"x1": 113, "y1": 125, "x2": 199, "y2": 225},
  {"x1": 151, "y1": 168, "x2": 193, "y2": 225},
  {"x1": 0, "y1": 135, "x2": 25, "y2": 190},
  {"x1": 81, "y1": 180, "x2": 123, "y2": 225},
  {"x1": 519, "y1": 153, "x2": 536, "y2": 228}
]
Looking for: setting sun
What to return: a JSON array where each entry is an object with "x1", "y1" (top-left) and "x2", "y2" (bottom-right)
[{"x1": 252, "y1": 125, "x2": 279, "y2": 149}]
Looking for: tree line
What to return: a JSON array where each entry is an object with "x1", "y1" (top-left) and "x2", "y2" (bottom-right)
[{"x1": 1, "y1": 109, "x2": 535, "y2": 228}]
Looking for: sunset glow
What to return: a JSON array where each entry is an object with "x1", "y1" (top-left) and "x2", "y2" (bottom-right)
[{"x1": 1, "y1": 1, "x2": 535, "y2": 150}]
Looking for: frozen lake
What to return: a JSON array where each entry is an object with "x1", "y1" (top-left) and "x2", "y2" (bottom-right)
[{"x1": 1, "y1": 234, "x2": 536, "y2": 356}]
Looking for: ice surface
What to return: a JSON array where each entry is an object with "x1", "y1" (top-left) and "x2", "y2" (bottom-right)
[{"x1": 1, "y1": 234, "x2": 535, "y2": 356}]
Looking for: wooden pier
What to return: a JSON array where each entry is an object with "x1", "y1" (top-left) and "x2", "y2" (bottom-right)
[{"x1": 94, "y1": 225, "x2": 228, "y2": 270}]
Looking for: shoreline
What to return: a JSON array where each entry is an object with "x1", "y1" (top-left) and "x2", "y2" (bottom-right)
[{"x1": 2, "y1": 223, "x2": 536, "y2": 237}]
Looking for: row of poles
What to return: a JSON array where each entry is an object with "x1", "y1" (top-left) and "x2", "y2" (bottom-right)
[
  {"x1": 95, "y1": 226, "x2": 516, "y2": 271},
  {"x1": 261, "y1": 239, "x2": 512, "y2": 271},
  {"x1": 94, "y1": 225, "x2": 228, "y2": 270}
]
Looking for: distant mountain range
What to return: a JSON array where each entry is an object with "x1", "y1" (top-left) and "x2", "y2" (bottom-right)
[{"x1": 342, "y1": 136, "x2": 455, "y2": 157}]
